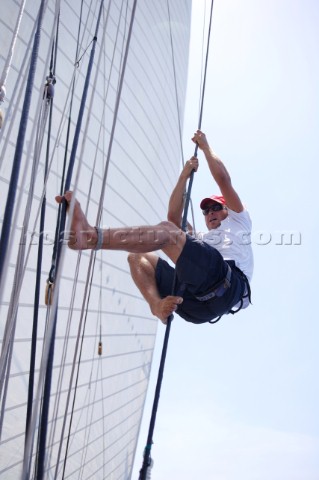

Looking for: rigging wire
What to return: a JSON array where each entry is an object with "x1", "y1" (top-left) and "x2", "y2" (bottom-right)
[
  {"x1": 46, "y1": 0, "x2": 101, "y2": 306},
  {"x1": 33, "y1": 3, "x2": 107, "y2": 479},
  {"x1": 0, "y1": 19, "x2": 38, "y2": 167},
  {"x1": 45, "y1": 0, "x2": 90, "y2": 470},
  {"x1": 138, "y1": 2, "x2": 215, "y2": 479},
  {"x1": 58, "y1": 257, "x2": 98, "y2": 479},
  {"x1": 0, "y1": 9, "x2": 62, "y2": 407},
  {"x1": 0, "y1": 0, "x2": 56, "y2": 438},
  {"x1": 0, "y1": 1, "x2": 198, "y2": 478},
  {"x1": 0, "y1": 0, "x2": 27, "y2": 130},
  {"x1": 0, "y1": 61, "x2": 56, "y2": 388},
  {"x1": 25, "y1": 18, "x2": 59, "y2": 451},
  {"x1": 78, "y1": 274, "x2": 102, "y2": 480},
  {"x1": 0, "y1": 0, "x2": 104, "y2": 434},
  {"x1": 64, "y1": 6, "x2": 110, "y2": 471},
  {"x1": 92, "y1": 0, "x2": 137, "y2": 231},
  {"x1": 32, "y1": 0, "x2": 139, "y2": 474},
  {"x1": 50, "y1": 1, "x2": 133, "y2": 475},
  {"x1": 0, "y1": 0, "x2": 26, "y2": 92},
  {"x1": 166, "y1": 0, "x2": 196, "y2": 235},
  {"x1": 0, "y1": 37, "x2": 90, "y2": 313},
  {"x1": 198, "y1": 0, "x2": 208, "y2": 123},
  {"x1": 1, "y1": 0, "x2": 67, "y2": 468},
  {"x1": 56, "y1": 3, "x2": 139, "y2": 475},
  {"x1": 59, "y1": 0, "x2": 139, "y2": 475},
  {"x1": 0, "y1": 0, "x2": 47, "y2": 287},
  {"x1": 1, "y1": 3, "x2": 96, "y2": 472},
  {"x1": 21, "y1": 2, "x2": 106, "y2": 479}
]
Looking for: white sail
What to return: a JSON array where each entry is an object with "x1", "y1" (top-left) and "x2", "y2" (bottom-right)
[{"x1": 0, "y1": 0, "x2": 191, "y2": 478}]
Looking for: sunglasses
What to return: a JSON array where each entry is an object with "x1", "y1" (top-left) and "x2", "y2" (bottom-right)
[{"x1": 202, "y1": 204, "x2": 224, "y2": 215}]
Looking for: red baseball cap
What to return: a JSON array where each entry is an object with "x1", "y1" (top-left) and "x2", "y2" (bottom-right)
[{"x1": 200, "y1": 194, "x2": 226, "y2": 209}]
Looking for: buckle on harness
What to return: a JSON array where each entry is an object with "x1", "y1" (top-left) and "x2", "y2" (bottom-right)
[{"x1": 195, "y1": 264, "x2": 232, "y2": 302}]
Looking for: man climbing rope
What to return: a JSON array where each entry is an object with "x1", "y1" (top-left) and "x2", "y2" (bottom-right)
[{"x1": 56, "y1": 130, "x2": 253, "y2": 325}]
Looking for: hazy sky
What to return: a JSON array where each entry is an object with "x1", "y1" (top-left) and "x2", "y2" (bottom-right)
[{"x1": 133, "y1": 1, "x2": 319, "y2": 479}]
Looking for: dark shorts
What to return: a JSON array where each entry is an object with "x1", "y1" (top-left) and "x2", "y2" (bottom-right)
[{"x1": 155, "y1": 235, "x2": 246, "y2": 324}]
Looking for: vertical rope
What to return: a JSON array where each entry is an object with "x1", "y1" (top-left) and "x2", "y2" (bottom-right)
[
  {"x1": 51, "y1": 3, "x2": 138, "y2": 475},
  {"x1": 0, "y1": 0, "x2": 52, "y2": 443},
  {"x1": 25, "y1": 32, "x2": 58, "y2": 448},
  {"x1": 49, "y1": 1, "x2": 135, "y2": 475},
  {"x1": 0, "y1": 82, "x2": 53, "y2": 438},
  {"x1": 166, "y1": 0, "x2": 196, "y2": 233},
  {"x1": 182, "y1": 0, "x2": 214, "y2": 229},
  {"x1": 33, "y1": 3, "x2": 106, "y2": 479},
  {"x1": 139, "y1": 2, "x2": 215, "y2": 478}
]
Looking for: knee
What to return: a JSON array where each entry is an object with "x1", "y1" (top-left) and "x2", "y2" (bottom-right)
[
  {"x1": 156, "y1": 221, "x2": 184, "y2": 247},
  {"x1": 128, "y1": 252, "x2": 159, "y2": 271},
  {"x1": 127, "y1": 252, "x2": 142, "y2": 267},
  {"x1": 158, "y1": 220, "x2": 178, "y2": 231},
  {"x1": 157, "y1": 221, "x2": 181, "y2": 240}
]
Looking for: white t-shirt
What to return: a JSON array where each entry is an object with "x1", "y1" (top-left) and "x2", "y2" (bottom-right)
[{"x1": 198, "y1": 208, "x2": 254, "y2": 282}]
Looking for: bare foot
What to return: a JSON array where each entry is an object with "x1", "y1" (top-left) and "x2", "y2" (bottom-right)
[
  {"x1": 55, "y1": 191, "x2": 97, "y2": 250},
  {"x1": 150, "y1": 296, "x2": 183, "y2": 324}
]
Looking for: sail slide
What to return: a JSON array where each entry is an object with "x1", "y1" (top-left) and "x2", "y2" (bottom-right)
[{"x1": 0, "y1": 1, "x2": 191, "y2": 479}]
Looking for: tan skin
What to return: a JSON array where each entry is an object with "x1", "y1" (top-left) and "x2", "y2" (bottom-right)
[
  {"x1": 56, "y1": 130, "x2": 243, "y2": 323},
  {"x1": 55, "y1": 192, "x2": 185, "y2": 322},
  {"x1": 191, "y1": 130, "x2": 244, "y2": 214},
  {"x1": 203, "y1": 202, "x2": 228, "y2": 230}
]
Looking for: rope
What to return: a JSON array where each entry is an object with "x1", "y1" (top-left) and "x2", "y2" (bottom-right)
[
  {"x1": 25, "y1": 19, "x2": 59, "y2": 479},
  {"x1": 18, "y1": 2, "x2": 104, "y2": 478},
  {"x1": 25, "y1": 30, "x2": 58, "y2": 448},
  {"x1": 55, "y1": 3, "x2": 139, "y2": 474},
  {"x1": 166, "y1": 0, "x2": 196, "y2": 233},
  {"x1": 0, "y1": 10, "x2": 60, "y2": 404},
  {"x1": 51, "y1": 2, "x2": 133, "y2": 475},
  {"x1": 59, "y1": 255, "x2": 97, "y2": 479},
  {"x1": 0, "y1": 0, "x2": 64, "y2": 465},
  {"x1": 33, "y1": 3, "x2": 106, "y2": 478},
  {"x1": 45, "y1": 1, "x2": 87, "y2": 469},
  {"x1": 0, "y1": 0, "x2": 26, "y2": 101},
  {"x1": 0, "y1": 0, "x2": 47, "y2": 288},
  {"x1": 78, "y1": 273, "x2": 101, "y2": 480},
  {"x1": 20, "y1": 24, "x2": 106, "y2": 480},
  {"x1": 46, "y1": 0, "x2": 104, "y2": 296},
  {"x1": 18, "y1": 0, "x2": 132, "y2": 473},
  {"x1": 0, "y1": 10, "x2": 38, "y2": 165},
  {"x1": 84, "y1": 0, "x2": 138, "y2": 230},
  {"x1": 138, "y1": 2, "x2": 215, "y2": 478},
  {"x1": 35, "y1": 0, "x2": 137, "y2": 474},
  {"x1": 45, "y1": 0, "x2": 88, "y2": 305},
  {"x1": 2, "y1": 2, "x2": 84, "y2": 467},
  {"x1": 0, "y1": 0, "x2": 52, "y2": 440},
  {"x1": 0, "y1": 0, "x2": 26, "y2": 130}
]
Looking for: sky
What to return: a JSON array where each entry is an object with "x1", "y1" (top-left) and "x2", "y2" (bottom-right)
[{"x1": 132, "y1": 1, "x2": 319, "y2": 479}]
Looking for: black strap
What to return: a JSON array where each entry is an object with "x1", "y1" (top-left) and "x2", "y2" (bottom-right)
[
  {"x1": 195, "y1": 263, "x2": 232, "y2": 302},
  {"x1": 209, "y1": 265, "x2": 251, "y2": 323},
  {"x1": 229, "y1": 267, "x2": 252, "y2": 315}
]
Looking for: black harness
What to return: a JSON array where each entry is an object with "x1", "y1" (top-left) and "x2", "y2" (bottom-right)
[
  {"x1": 228, "y1": 264, "x2": 252, "y2": 314},
  {"x1": 195, "y1": 263, "x2": 232, "y2": 302},
  {"x1": 195, "y1": 261, "x2": 252, "y2": 324}
]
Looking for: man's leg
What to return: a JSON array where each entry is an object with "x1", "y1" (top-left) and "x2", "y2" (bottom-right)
[
  {"x1": 56, "y1": 191, "x2": 186, "y2": 263},
  {"x1": 127, "y1": 252, "x2": 183, "y2": 324}
]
